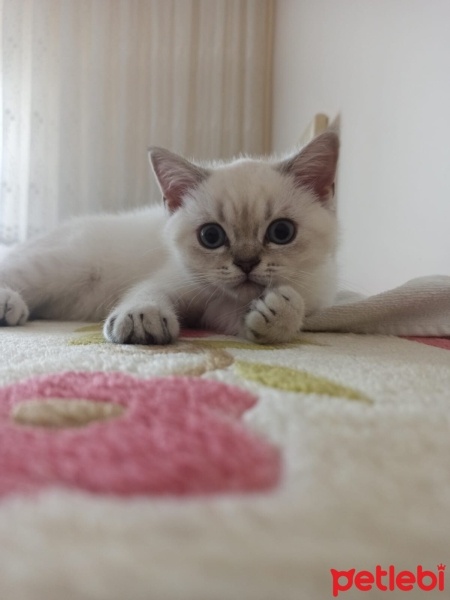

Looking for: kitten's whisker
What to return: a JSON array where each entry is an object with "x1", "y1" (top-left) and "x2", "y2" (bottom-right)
[
  {"x1": 212, "y1": 295, "x2": 254, "y2": 329},
  {"x1": 277, "y1": 273, "x2": 316, "y2": 294},
  {"x1": 182, "y1": 283, "x2": 214, "y2": 314}
]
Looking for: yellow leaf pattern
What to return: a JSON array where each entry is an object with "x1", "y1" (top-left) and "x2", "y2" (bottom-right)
[{"x1": 235, "y1": 361, "x2": 371, "y2": 402}]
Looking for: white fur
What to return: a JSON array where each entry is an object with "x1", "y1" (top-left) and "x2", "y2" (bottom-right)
[{"x1": 0, "y1": 133, "x2": 339, "y2": 344}]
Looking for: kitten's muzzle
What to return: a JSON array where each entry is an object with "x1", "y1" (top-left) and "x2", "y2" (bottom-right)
[{"x1": 233, "y1": 257, "x2": 261, "y2": 274}]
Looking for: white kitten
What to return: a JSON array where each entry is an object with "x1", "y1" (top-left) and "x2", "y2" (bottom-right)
[{"x1": 0, "y1": 132, "x2": 339, "y2": 344}]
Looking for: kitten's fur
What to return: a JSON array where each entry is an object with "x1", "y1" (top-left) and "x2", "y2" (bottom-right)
[{"x1": 0, "y1": 132, "x2": 339, "y2": 344}]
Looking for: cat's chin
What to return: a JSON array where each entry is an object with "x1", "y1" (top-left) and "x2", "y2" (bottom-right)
[{"x1": 231, "y1": 281, "x2": 265, "y2": 302}]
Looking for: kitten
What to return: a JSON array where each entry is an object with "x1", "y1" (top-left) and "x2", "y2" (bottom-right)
[{"x1": 0, "y1": 132, "x2": 339, "y2": 345}]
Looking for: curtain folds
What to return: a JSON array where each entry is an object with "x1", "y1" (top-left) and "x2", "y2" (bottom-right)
[{"x1": 0, "y1": 0, "x2": 274, "y2": 243}]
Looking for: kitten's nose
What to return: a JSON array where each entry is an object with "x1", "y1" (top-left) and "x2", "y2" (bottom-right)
[{"x1": 233, "y1": 257, "x2": 261, "y2": 274}]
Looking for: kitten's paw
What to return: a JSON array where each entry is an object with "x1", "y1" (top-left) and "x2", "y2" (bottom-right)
[
  {"x1": 0, "y1": 287, "x2": 29, "y2": 326},
  {"x1": 103, "y1": 304, "x2": 179, "y2": 345},
  {"x1": 243, "y1": 285, "x2": 304, "y2": 344}
]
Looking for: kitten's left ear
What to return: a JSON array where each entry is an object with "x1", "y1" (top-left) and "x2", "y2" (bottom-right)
[
  {"x1": 278, "y1": 132, "x2": 339, "y2": 203},
  {"x1": 148, "y1": 147, "x2": 210, "y2": 213}
]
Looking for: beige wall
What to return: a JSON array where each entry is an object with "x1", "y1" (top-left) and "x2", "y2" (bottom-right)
[{"x1": 272, "y1": 0, "x2": 450, "y2": 294}]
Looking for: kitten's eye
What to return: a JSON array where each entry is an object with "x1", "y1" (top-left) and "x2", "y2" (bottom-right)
[
  {"x1": 198, "y1": 223, "x2": 227, "y2": 249},
  {"x1": 266, "y1": 219, "x2": 296, "y2": 245}
]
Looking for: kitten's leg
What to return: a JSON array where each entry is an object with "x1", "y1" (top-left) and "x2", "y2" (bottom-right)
[
  {"x1": 0, "y1": 246, "x2": 79, "y2": 325},
  {"x1": 0, "y1": 255, "x2": 38, "y2": 326},
  {"x1": 242, "y1": 285, "x2": 305, "y2": 344},
  {"x1": 103, "y1": 279, "x2": 180, "y2": 345},
  {"x1": 0, "y1": 241, "x2": 110, "y2": 323},
  {"x1": 0, "y1": 286, "x2": 29, "y2": 326}
]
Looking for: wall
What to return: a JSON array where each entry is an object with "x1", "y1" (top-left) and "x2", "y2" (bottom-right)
[{"x1": 272, "y1": 0, "x2": 450, "y2": 295}]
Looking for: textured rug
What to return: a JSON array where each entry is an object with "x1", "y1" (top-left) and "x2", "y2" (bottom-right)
[{"x1": 0, "y1": 312, "x2": 449, "y2": 599}]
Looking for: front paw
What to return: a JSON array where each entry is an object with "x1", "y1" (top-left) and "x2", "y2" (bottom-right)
[
  {"x1": 0, "y1": 287, "x2": 29, "y2": 326},
  {"x1": 243, "y1": 286, "x2": 304, "y2": 344},
  {"x1": 104, "y1": 304, "x2": 179, "y2": 345}
]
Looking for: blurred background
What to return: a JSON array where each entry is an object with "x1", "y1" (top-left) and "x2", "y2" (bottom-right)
[
  {"x1": 1, "y1": 0, "x2": 274, "y2": 241},
  {"x1": 1, "y1": 0, "x2": 449, "y2": 294}
]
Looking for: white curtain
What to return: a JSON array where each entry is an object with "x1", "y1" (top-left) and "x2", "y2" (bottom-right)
[{"x1": 0, "y1": 0, "x2": 274, "y2": 244}]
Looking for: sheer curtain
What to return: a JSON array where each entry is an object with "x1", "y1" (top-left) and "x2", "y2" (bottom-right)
[{"x1": 0, "y1": 0, "x2": 274, "y2": 244}]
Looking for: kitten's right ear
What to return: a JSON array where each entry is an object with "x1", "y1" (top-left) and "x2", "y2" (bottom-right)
[{"x1": 148, "y1": 147, "x2": 210, "y2": 213}]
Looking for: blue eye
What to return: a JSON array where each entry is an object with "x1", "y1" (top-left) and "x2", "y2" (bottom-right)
[
  {"x1": 266, "y1": 219, "x2": 296, "y2": 245},
  {"x1": 198, "y1": 223, "x2": 227, "y2": 249}
]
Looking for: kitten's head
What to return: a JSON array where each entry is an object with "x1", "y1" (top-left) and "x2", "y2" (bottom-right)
[{"x1": 149, "y1": 132, "x2": 339, "y2": 302}]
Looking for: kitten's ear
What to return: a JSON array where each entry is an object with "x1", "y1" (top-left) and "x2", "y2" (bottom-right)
[
  {"x1": 148, "y1": 147, "x2": 210, "y2": 213},
  {"x1": 278, "y1": 132, "x2": 339, "y2": 203}
]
